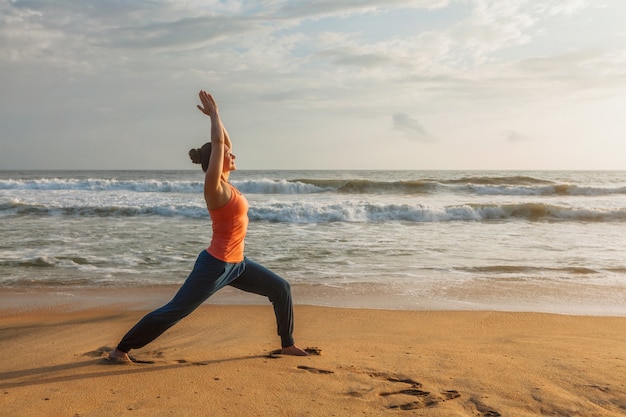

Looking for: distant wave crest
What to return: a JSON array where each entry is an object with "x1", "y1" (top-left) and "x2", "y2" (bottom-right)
[
  {"x1": 2, "y1": 176, "x2": 625, "y2": 196},
  {"x1": 292, "y1": 177, "x2": 626, "y2": 196},
  {"x1": 0, "y1": 178, "x2": 203, "y2": 193},
  {"x1": 0, "y1": 178, "x2": 326, "y2": 195}
]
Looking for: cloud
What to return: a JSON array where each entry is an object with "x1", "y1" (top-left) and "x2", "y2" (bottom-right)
[
  {"x1": 1, "y1": 0, "x2": 625, "y2": 170},
  {"x1": 318, "y1": 48, "x2": 389, "y2": 68},
  {"x1": 392, "y1": 113, "x2": 436, "y2": 142},
  {"x1": 542, "y1": 0, "x2": 589, "y2": 16},
  {"x1": 0, "y1": 0, "x2": 605, "y2": 89},
  {"x1": 99, "y1": 16, "x2": 257, "y2": 50},
  {"x1": 504, "y1": 130, "x2": 531, "y2": 143},
  {"x1": 266, "y1": 0, "x2": 450, "y2": 20}
]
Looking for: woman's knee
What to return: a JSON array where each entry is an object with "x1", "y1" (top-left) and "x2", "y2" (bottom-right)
[
  {"x1": 268, "y1": 277, "x2": 292, "y2": 302},
  {"x1": 277, "y1": 277, "x2": 291, "y2": 294},
  {"x1": 239, "y1": 259, "x2": 293, "y2": 299}
]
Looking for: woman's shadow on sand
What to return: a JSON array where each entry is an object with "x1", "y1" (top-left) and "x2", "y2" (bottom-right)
[{"x1": 0, "y1": 346, "x2": 272, "y2": 390}]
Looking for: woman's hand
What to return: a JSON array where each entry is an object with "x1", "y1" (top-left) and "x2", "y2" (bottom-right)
[{"x1": 197, "y1": 90, "x2": 218, "y2": 118}]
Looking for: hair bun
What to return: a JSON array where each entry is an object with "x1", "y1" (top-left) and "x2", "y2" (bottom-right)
[{"x1": 189, "y1": 148, "x2": 202, "y2": 164}]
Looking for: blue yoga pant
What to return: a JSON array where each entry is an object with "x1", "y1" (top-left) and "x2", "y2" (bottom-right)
[{"x1": 116, "y1": 250, "x2": 295, "y2": 352}]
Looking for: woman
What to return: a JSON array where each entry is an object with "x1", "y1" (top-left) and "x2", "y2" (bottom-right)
[{"x1": 109, "y1": 90, "x2": 307, "y2": 362}]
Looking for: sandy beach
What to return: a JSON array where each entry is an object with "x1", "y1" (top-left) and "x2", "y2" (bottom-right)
[{"x1": 1, "y1": 289, "x2": 625, "y2": 417}]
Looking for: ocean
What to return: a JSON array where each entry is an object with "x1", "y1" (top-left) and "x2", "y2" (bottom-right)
[{"x1": 1, "y1": 170, "x2": 625, "y2": 315}]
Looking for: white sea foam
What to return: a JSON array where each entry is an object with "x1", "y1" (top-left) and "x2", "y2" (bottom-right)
[
  {"x1": 3, "y1": 194, "x2": 626, "y2": 223},
  {"x1": 0, "y1": 178, "x2": 203, "y2": 193},
  {"x1": 233, "y1": 178, "x2": 327, "y2": 194}
]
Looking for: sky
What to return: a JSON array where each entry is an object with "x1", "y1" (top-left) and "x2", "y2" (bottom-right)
[{"x1": 1, "y1": 0, "x2": 625, "y2": 170}]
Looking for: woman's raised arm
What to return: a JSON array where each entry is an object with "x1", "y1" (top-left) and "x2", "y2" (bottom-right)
[{"x1": 197, "y1": 90, "x2": 230, "y2": 209}]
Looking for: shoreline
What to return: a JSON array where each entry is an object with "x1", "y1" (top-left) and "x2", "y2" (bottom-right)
[{"x1": 2, "y1": 282, "x2": 626, "y2": 317}]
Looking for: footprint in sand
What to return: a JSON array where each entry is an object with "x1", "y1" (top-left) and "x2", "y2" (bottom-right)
[
  {"x1": 469, "y1": 397, "x2": 501, "y2": 417},
  {"x1": 298, "y1": 365, "x2": 460, "y2": 410},
  {"x1": 82, "y1": 346, "x2": 113, "y2": 358},
  {"x1": 297, "y1": 365, "x2": 334, "y2": 374},
  {"x1": 83, "y1": 346, "x2": 161, "y2": 365},
  {"x1": 336, "y1": 368, "x2": 461, "y2": 411},
  {"x1": 381, "y1": 385, "x2": 460, "y2": 410}
]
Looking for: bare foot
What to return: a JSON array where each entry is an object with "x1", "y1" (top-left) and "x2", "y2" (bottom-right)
[
  {"x1": 108, "y1": 349, "x2": 132, "y2": 363},
  {"x1": 281, "y1": 345, "x2": 309, "y2": 356}
]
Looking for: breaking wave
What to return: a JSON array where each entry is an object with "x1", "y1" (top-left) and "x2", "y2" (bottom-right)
[
  {"x1": 3, "y1": 199, "x2": 625, "y2": 223},
  {"x1": 3, "y1": 176, "x2": 626, "y2": 196}
]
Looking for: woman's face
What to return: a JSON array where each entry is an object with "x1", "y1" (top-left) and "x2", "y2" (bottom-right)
[{"x1": 223, "y1": 147, "x2": 236, "y2": 172}]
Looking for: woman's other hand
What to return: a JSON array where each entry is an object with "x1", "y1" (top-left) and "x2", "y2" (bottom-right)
[{"x1": 197, "y1": 90, "x2": 218, "y2": 118}]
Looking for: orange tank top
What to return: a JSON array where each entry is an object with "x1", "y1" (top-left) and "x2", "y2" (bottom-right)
[{"x1": 207, "y1": 183, "x2": 249, "y2": 263}]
